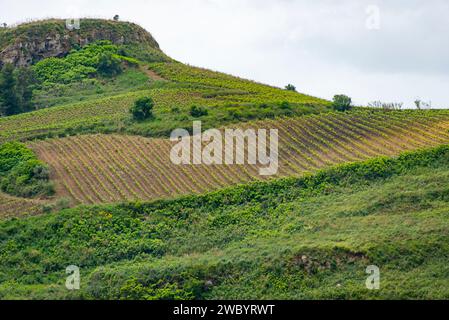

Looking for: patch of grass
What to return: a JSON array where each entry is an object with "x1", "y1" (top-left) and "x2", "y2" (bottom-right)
[{"x1": 32, "y1": 69, "x2": 150, "y2": 109}]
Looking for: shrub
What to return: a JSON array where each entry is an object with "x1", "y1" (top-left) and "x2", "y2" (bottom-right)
[
  {"x1": 0, "y1": 142, "x2": 54, "y2": 198},
  {"x1": 332, "y1": 94, "x2": 352, "y2": 112},
  {"x1": 97, "y1": 53, "x2": 122, "y2": 77},
  {"x1": 285, "y1": 84, "x2": 296, "y2": 91},
  {"x1": 33, "y1": 41, "x2": 122, "y2": 84},
  {"x1": 130, "y1": 97, "x2": 154, "y2": 121},
  {"x1": 190, "y1": 105, "x2": 208, "y2": 118},
  {"x1": 280, "y1": 101, "x2": 291, "y2": 109}
]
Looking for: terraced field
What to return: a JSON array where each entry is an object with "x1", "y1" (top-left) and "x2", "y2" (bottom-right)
[
  {"x1": 29, "y1": 110, "x2": 449, "y2": 205},
  {"x1": 0, "y1": 62, "x2": 329, "y2": 144}
]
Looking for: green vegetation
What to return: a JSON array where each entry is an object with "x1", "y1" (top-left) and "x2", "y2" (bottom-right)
[
  {"x1": 190, "y1": 105, "x2": 208, "y2": 118},
  {"x1": 332, "y1": 94, "x2": 352, "y2": 112},
  {"x1": 32, "y1": 69, "x2": 149, "y2": 109},
  {"x1": 0, "y1": 19, "x2": 169, "y2": 62},
  {"x1": 0, "y1": 64, "x2": 35, "y2": 116},
  {"x1": 33, "y1": 41, "x2": 127, "y2": 84},
  {"x1": 97, "y1": 53, "x2": 123, "y2": 77},
  {"x1": 0, "y1": 145, "x2": 448, "y2": 299},
  {"x1": 0, "y1": 60, "x2": 331, "y2": 143},
  {"x1": 130, "y1": 97, "x2": 154, "y2": 121},
  {"x1": 1, "y1": 19, "x2": 448, "y2": 301},
  {"x1": 0, "y1": 142, "x2": 53, "y2": 198}
]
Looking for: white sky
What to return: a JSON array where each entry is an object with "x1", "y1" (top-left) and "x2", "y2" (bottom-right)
[{"x1": 2, "y1": 0, "x2": 449, "y2": 108}]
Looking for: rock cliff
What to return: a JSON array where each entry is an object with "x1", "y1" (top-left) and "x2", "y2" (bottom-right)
[{"x1": 0, "y1": 19, "x2": 163, "y2": 67}]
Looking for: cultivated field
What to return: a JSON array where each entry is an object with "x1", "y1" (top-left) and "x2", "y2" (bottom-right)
[
  {"x1": 0, "y1": 192, "x2": 44, "y2": 219},
  {"x1": 30, "y1": 110, "x2": 449, "y2": 205}
]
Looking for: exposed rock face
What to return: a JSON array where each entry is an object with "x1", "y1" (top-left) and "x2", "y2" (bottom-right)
[{"x1": 0, "y1": 19, "x2": 162, "y2": 68}]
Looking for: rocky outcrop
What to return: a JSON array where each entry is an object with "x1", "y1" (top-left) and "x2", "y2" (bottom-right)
[{"x1": 0, "y1": 19, "x2": 162, "y2": 67}]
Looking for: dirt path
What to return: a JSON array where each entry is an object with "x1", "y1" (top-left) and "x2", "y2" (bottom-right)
[{"x1": 140, "y1": 65, "x2": 166, "y2": 81}]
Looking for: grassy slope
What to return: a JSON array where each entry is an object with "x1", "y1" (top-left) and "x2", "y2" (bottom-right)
[
  {"x1": 0, "y1": 145, "x2": 448, "y2": 299},
  {"x1": 0, "y1": 62, "x2": 329, "y2": 143}
]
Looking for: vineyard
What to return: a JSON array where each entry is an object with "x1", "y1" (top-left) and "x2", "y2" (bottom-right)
[
  {"x1": 1, "y1": 18, "x2": 449, "y2": 301},
  {"x1": 29, "y1": 109, "x2": 449, "y2": 205},
  {"x1": 0, "y1": 62, "x2": 329, "y2": 143},
  {"x1": 2, "y1": 145, "x2": 449, "y2": 299},
  {"x1": 0, "y1": 192, "x2": 45, "y2": 218}
]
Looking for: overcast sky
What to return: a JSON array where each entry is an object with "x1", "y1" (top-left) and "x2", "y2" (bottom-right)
[{"x1": 2, "y1": 0, "x2": 449, "y2": 108}]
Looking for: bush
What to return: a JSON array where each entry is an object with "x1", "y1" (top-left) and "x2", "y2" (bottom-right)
[
  {"x1": 280, "y1": 101, "x2": 291, "y2": 109},
  {"x1": 97, "y1": 53, "x2": 122, "y2": 77},
  {"x1": 190, "y1": 105, "x2": 208, "y2": 118},
  {"x1": 33, "y1": 41, "x2": 123, "y2": 84},
  {"x1": 130, "y1": 97, "x2": 154, "y2": 121},
  {"x1": 285, "y1": 84, "x2": 296, "y2": 91},
  {"x1": 0, "y1": 142, "x2": 54, "y2": 198},
  {"x1": 332, "y1": 94, "x2": 352, "y2": 112}
]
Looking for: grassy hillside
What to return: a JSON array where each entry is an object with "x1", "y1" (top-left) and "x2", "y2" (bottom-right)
[
  {"x1": 0, "y1": 59, "x2": 329, "y2": 143},
  {"x1": 1, "y1": 19, "x2": 449, "y2": 301},
  {"x1": 0, "y1": 145, "x2": 448, "y2": 299},
  {"x1": 26, "y1": 110, "x2": 449, "y2": 207}
]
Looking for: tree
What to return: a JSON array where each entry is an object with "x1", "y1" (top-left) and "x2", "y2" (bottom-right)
[
  {"x1": 0, "y1": 64, "x2": 19, "y2": 116},
  {"x1": 97, "y1": 53, "x2": 122, "y2": 77},
  {"x1": 285, "y1": 84, "x2": 296, "y2": 91},
  {"x1": 130, "y1": 97, "x2": 154, "y2": 121},
  {"x1": 16, "y1": 67, "x2": 36, "y2": 113},
  {"x1": 332, "y1": 94, "x2": 352, "y2": 112},
  {"x1": 414, "y1": 99, "x2": 422, "y2": 110},
  {"x1": 190, "y1": 105, "x2": 208, "y2": 118},
  {"x1": 113, "y1": 15, "x2": 120, "y2": 21}
]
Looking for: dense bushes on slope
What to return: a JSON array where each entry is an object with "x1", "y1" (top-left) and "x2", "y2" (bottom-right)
[
  {"x1": 32, "y1": 41, "x2": 132, "y2": 84},
  {"x1": 0, "y1": 142, "x2": 53, "y2": 198},
  {"x1": 0, "y1": 145, "x2": 448, "y2": 299}
]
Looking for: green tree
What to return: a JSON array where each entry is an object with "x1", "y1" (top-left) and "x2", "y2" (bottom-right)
[
  {"x1": 332, "y1": 94, "x2": 352, "y2": 112},
  {"x1": 16, "y1": 67, "x2": 36, "y2": 113},
  {"x1": 285, "y1": 84, "x2": 296, "y2": 91},
  {"x1": 0, "y1": 64, "x2": 19, "y2": 116},
  {"x1": 130, "y1": 97, "x2": 154, "y2": 121},
  {"x1": 97, "y1": 53, "x2": 122, "y2": 77},
  {"x1": 190, "y1": 105, "x2": 208, "y2": 118}
]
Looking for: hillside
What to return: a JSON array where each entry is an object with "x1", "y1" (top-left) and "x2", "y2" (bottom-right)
[
  {"x1": 28, "y1": 110, "x2": 449, "y2": 206},
  {"x1": 0, "y1": 19, "x2": 449, "y2": 301},
  {"x1": 0, "y1": 19, "x2": 167, "y2": 67},
  {"x1": 1, "y1": 145, "x2": 448, "y2": 299},
  {"x1": 0, "y1": 62, "x2": 329, "y2": 143}
]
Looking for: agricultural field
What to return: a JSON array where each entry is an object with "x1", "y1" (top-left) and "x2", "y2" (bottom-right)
[
  {"x1": 0, "y1": 192, "x2": 45, "y2": 219},
  {"x1": 0, "y1": 61, "x2": 329, "y2": 143},
  {"x1": 28, "y1": 109, "x2": 449, "y2": 206},
  {"x1": 1, "y1": 145, "x2": 449, "y2": 299},
  {"x1": 1, "y1": 18, "x2": 449, "y2": 302}
]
